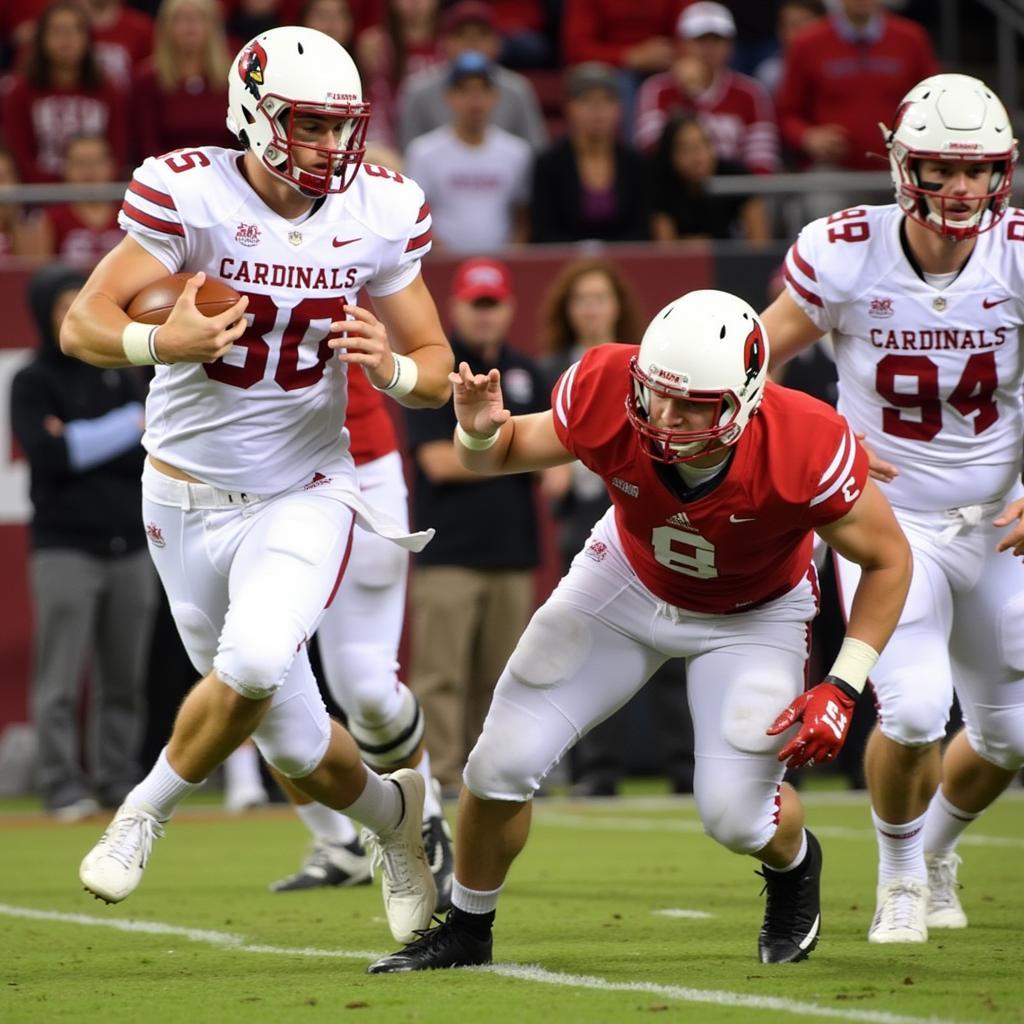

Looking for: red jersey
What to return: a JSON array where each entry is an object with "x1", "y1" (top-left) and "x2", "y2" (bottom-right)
[
  {"x1": 346, "y1": 366, "x2": 398, "y2": 465},
  {"x1": 45, "y1": 204, "x2": 123, "y2": 264},
  {"x1": 634, "y1": 68, "x2": 779, "y2": 171},
  {"x1": 551, "y1": 345, "x2": 867, "y2": 613},
  {"x1": 776, "y1": 13, "x2": 938, "y2": 171}
]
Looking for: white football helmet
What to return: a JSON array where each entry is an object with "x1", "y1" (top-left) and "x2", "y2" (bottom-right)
[
  {"x1": 626, "y1": 290, "x2": 768, "y2": 464},
  {"x1": 882, "y1": 73, "x2": 1017, "y2": 241},
  {"x1": 226, "y1": 26, "x2": 370, "y2": 196}
]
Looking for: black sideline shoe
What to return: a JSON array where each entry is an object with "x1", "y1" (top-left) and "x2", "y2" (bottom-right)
[
  {"x1": 757, "y1": 830, "x2": 822, "y2": 964},
  {"x1": 367, "y1": 913, "x2": 493, "y2": 973},
  {"x1": 268, "y1": 838, "x2": 372, "y2": 892}
]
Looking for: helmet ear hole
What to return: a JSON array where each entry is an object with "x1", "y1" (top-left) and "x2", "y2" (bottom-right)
[{"x1": 237, "y1": 128, "x2": 251, "y2": 150}]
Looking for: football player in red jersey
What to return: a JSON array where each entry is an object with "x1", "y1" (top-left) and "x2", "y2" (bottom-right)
[{"x1": 368, "y1": 289, "x2": 912, "y2": 972}]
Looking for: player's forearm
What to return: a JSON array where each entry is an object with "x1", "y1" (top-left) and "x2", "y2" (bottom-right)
[
  {"x1": 453, "y1": 421, "x2": 514, "y2": 475},
  {"x1": 392, "y1": 341, "x2": 453, "y2": 409},
  {"x1": 61, "y1": 292, "x2": 138, "y2": 368}
]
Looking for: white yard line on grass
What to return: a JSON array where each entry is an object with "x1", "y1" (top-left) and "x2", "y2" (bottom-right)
[{"x1": 0, "y1": 902, "x2": 973, "y2": 1024}]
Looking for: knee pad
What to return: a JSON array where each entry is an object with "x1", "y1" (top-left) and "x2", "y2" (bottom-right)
[
  {"x1": 324, "y1": 642, "x2": 398, "y2": 718},
  {"x1": 877, "y1": 668, "x2": 951, "y2": 746},
  {"x1": 347, "y1": 683, "x2": 424, "y2": 769},
  {"x1": 722, "y1": 673, "x2": 793, "y2": 755},
  {"x1": 252, "y1": 691, "x2": 331, "y2": 778},
  {"x1": 507, "y1": 602, "x2": 592, "y2": 689},
  {"x1": 215, "y1": 625, "x2": 300, "y2": 700},
  {"x1": 463, "y1": 689, "x2": 566, "y2": 801},
  {"x1": 965, "y1": 707, "x2": 1024, "y2": 771},
  {"x1": 169, "y1": 602, "x2": 219, "y2": 676},
  {"x1": 696, "y1": 781, "x2": 777, "y2": 855}
]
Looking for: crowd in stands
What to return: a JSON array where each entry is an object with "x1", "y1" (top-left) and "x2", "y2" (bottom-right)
[{"x1": 0, "y1": 0, "x2": 942, "y2": 257}]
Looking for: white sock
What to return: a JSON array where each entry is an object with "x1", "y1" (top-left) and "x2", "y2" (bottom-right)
[
  {"x1": 223, "y1": 743, "x2": 265, "y2": 794},
  {"x1": 767, "y1": 829, "x2": 808, "y2": 874},
  {"x1": 922, "y1": 787, "x2": 980, "y2": 857},
  {"x1": 295, "y1": 801, "x2": 358, "y2": 845},
  {"x1": 125, "y1": 748, "x2": 200, "y2": 822},
  {"x1": 343, "y1": 770, "x2": 402, "y2": 833},
  {"x1": 451, "y1": 880, "x2": 503, "y2": 915},
  {"x1": 873, "y1": 808, "x2": 928, "y2": 883},
  {"x1": 417, "y1": 750, "x2": 442, "y2": 819}
]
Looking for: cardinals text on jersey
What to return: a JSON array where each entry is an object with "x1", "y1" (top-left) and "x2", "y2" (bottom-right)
[
  {"x1": 119, "y1": 147, "x2": 432, "y2": 493},
  {"x1": 784, "y1": 204, "x2": 1024, "y2": 512},
  {"x1": 551, "y1": 345, "x2": 868, "y2": 614}
]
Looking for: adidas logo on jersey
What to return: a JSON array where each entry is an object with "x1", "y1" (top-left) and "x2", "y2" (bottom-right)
[{"x1": 667, "y1": 511, "x2": 692, "y2": 528}]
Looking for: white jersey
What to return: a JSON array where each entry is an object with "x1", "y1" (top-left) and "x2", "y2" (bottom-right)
[
  {"x1": 784, "y1": 204, "x2": 1024, "y2": 512},
  {"x1": 119, "y1": 147, "x2": 433, "y2": 492}
]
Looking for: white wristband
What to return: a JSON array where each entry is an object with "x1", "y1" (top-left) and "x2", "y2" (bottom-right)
[
  {"x1": 122, "y1": 322, "x2": 163, "y2": 366},
  {"x1": 827, "y1": 637, "x2": 879, "y2": 695},
  {"x1": 371, "y1": 352, "x2": 418, "y2": 399},
  {"x1": 456, "y1": 423, "x2": 500, "y2": 450}
]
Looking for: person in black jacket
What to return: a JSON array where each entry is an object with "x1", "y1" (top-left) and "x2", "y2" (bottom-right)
[
  {"x1": 10, "y1": 264, "x2": 157, "y2": 820},
  {"x1": 529, "y1": 62, "x2": 650, "y2": 243}
]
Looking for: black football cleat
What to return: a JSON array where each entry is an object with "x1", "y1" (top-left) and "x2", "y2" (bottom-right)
[
  {"x1": 367, "y1": 913, "x2": 493, "y2": 973},
  {"x1": 423, "y1": 814, "x2": 454, "y2": 912},
  {"x1": 757, "y1": 829, "x2": 822, "y2": 964}
]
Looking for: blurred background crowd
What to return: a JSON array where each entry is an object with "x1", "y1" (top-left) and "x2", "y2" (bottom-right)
[{"x1": 0, "y1": 0, "x2": 1017, "y2": 813}]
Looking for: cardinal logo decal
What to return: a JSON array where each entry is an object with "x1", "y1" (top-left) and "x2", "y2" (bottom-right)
[
  {"x1": 743, "y1": 321, "x2": 765, "y2": 385},
  {"x1": 238, "y1": 41, "x2": 268, "y2": 100}
]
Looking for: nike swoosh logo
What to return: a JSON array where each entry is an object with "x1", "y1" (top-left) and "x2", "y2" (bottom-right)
[
  {"x1": 982, "y1": 297, "x2": 1012, "y2": 308},
  {"x1": 333, "y1": 237, "x2": 361, "y2": 247},
  {"x1": 729, "y1": 515, "x2": 756, "y2": 523}
]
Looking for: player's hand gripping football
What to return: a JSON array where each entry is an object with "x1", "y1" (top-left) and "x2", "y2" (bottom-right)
[
  {"x1": 450, "y1": 361, "x2": 511, "y2": 439},
  {"x1": 158, "y1": 272, "x2": 249, "y2": 363},
  {"x1": 329, "y1": 302, "x2": 395, "y2": 389},
  {"x1": 766, "y1": 677, "x2": 858, "y2": 769}
]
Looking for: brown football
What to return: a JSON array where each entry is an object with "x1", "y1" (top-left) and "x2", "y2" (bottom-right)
[{"x1": 126, "y1": 273, "x2": 241, "y2": 325}]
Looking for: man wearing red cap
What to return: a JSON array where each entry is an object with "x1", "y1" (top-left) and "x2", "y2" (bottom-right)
[{"x1": 403, "y1": 258, "x2": 548, "y2": 795}]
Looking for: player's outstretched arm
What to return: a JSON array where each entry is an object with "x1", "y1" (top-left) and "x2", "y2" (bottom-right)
[
  {"x1": 366, "y1": 274, "x2": 454, "y2": 408},
  {"x1": 450, "y1": 361, "x2": 573, "y2": 476},
  {"x1": 60, "y1": 237, "x2": 249, "y2": 369},
  {"x1": 768, "y1": 480, "x2": 912, "y2": 769},
  {"x1": 760, "y1": 288, "x2": 823, "y2": 371}
]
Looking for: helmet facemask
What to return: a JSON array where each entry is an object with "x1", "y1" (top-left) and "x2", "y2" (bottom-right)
[
  {"x1": 626, "y1": 359, "x2": 747, "y2": 465},
  {"x1": 257, "y1": 95, "x2": 370, "y2": 197},
  {"x1": 882, "y1": 74, "x2": 1018, "y2": 242}
]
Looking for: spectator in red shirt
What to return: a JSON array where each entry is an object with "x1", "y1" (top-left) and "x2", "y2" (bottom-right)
[
  {"x1": 775, "y1": 0, "x2": 939, "y2": 172},
  {"x1": 634, "y1": 2, "x2": 780, "y2": 174},
  {"x1": 131, "y1": 0, "x2": 235, "y2": 160},
  {"x1": 561, "y1": 0, "x2": 681, "y2": 72},
  {"x1": 40, "y1": 133, "x2": 124, "y2": 264},
  {"x1": 1, "y1": 1, "x2": 128, "y2": 182},
  {"x1": 82, "y1": 0, "x2": 154, "y2": 91}
]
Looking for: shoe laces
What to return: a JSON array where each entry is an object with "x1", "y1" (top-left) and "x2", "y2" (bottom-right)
[
  {"x1": 927, "y1": 852, "x2": 962, "y2": 907},
  {"x1": 364, "y1": 828, "x2": 418, "y2": 897},
  {"x1": 101, "y1": 811, "x2": 163, "y2": 871},
  {"x1": 879, "y1": 881, "x2": 925, "y2": 929}
]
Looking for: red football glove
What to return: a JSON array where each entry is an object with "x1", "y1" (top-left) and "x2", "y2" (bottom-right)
[{"x1": 766, "y1": 676, "x2": 859, "y2": 769}]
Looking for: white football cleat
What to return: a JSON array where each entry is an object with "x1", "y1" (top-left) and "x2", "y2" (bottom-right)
[
  {"x1": 868, "y1": 877, "x2": 928, "y2": 943},
  {"x1": 79, "y1": 804, "x2": 164, "y2": 904},
  {"x1": 926, "y1": 851, "x2": 968, "y2": 929},
  {"x1": 362, "y1": 769, "x2": 437, "y2": 943}
]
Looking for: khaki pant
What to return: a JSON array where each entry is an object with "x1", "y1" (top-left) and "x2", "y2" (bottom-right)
[{"x1": 409, "y1": 566, "x2": 535, "y2": 788}]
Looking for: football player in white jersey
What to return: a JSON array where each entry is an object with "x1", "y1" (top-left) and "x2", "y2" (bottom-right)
[
  {"x1": 61, "y1": 26, "x2": 453, "y2": 945},
  {"x1": 763, "y1": 73, "x2": 1024, "y2": 944}
]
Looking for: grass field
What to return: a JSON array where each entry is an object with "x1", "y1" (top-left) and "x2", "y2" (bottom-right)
[{"x1": 2, "y1": 786, "x2": 1022, "y2": 1024}]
